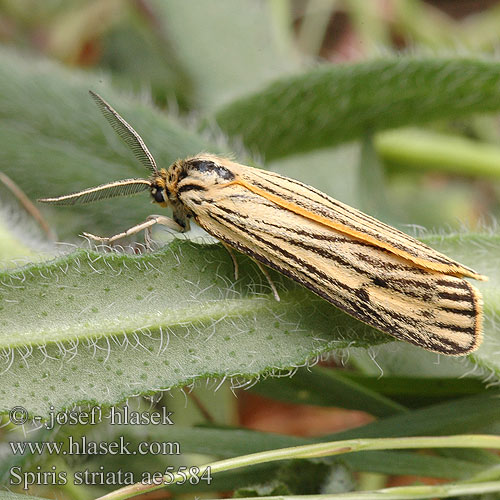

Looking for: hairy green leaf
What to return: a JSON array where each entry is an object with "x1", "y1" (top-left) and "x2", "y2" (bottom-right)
[
  {"x1": 0, "y1": 233, "x2": 497, "y2": 418},
  {"x1": 215, "y1": 57, "x2": 500, "y2": 160}
]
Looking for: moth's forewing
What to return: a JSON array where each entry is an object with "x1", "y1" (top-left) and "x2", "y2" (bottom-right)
[{"x1": 173, "y1": 156, "x2": 483, "y2": 355}]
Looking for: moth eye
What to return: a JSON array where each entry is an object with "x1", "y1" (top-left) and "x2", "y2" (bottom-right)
[{"x1": 151, "y1": 187, "x2": 166, "y2": 203}]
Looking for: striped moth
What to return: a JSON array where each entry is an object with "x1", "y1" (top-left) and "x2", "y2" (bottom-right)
[{"x1": 39, "y1": 92, "x2": 487, "y2": 355}]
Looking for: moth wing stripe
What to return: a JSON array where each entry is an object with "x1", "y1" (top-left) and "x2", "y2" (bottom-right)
[
  {"x1": 252, "y1": 172, "x2": 450, "y2": 266},
  {"x1": 250, "y1": 170, "x2": 442, "y2": 249},
  {"x1": 209, "y1": 202, "x2": 380, "y2": 286},
  {"x1": 240, "y1": 171, "x2": 484, "y2": 279},
  {"x1": 198, "y1": 214, "x2": 366, "y2": 316},
  {"x1": 440, "y1": 306, "x2": 477, "y2": 316},
  {"x1": 206, "y1": 211, "x2": 360, "y2": 299},
  {"x1": 437, "y1": 291, "x2": 475, "y2": 303},
  {"x1": 369, "y1": 290, "x2": 476, "y2": 352},
  {"x1": 209, "y1": 198, "x2": 474, "y2": 306},
  {"x1": 435, "y1": 322, "x2": 476, "y2": 334},
  {"x1": 436, "y1": 279, "x2": 471, "y2": 290},
  {"x1": 177, "y1": 183, "x2": 207, "y2": 194},
  {"x1": 212, "y1": 202, "x2": 428, "y2": 289},
  {"x1": 230, "y1": 179, "x2": 485, "y2": 280},
  {"x1": 234, "y1": 176, "x2": 445, "y2": 261},
  {"x1": 216, "y1": 201, "x2": 437, "y2": 280},
  {"x1": 202, "y1": 205, "x2": 479, "y2": 354}
]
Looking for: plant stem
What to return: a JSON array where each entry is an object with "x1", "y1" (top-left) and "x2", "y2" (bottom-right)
[
  {"x1": 375, "y1": 128, "x2": 500, "y2": 178},
  {"x1": 95, "y1": 434, "x2": 500, "y2": 500},
  {"x1": 213, "y1": 480, "x2": 500, "y2": 499}
]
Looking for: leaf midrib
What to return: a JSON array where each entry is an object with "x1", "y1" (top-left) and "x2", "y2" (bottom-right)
[{"x1": 2, "y1": 292, "x2": 292, "y2": 349}]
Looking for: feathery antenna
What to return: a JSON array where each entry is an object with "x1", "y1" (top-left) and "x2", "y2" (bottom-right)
[
  {"x1": 38, "y1": 179, "x2": 151, "y2": 206},
  {"x1": 89, "y1": 90, "x2": 158, "y2": 174}
]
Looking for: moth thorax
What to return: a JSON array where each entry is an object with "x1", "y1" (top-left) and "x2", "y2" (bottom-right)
[{"x1": 183, "y1": 158, "x2": 235, "y2": 186}]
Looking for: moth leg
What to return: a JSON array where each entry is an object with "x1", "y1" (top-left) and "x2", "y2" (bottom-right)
[
  {"x1": 220, "y1": 242, "x2": 239, "y2": 280},
  {"x1": 253, "y1": 259, "x2": 280, "y2": 302},
  {"x1": 143, "y1": 215, "x2": 186, "y2": 248},
  {"x1": 220, "y1": 246, "x2": 279, "y2": 300},
  {"x1": 83, "y1": 215, "x2": 184, "y2": 248}
]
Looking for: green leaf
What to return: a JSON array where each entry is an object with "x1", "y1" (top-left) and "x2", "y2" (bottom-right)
[
  {"x1": 0, "y1": 219, "x2": 37, "y2": 266},
  {"x1": 357, "y1": 135, "x2": 389, "y2": 218},
  {"x1": 99, "y1": 9, "x2": 194, "y2": 111},
  {"x1": 0, "y1": 494, "x2": 48, "y2": 500},
  {"x1": 343, "y1": 451, "x2": 485, "y2": 479},
  {"x1": 0, "y1": 241, "x2": 384, "y2": 418},
  {"x1": 0, "y1": 231, "x2": 498, "y2": 418},
  {"x1": 336, "y1": 372, "x2": 490, "y2": 407},
  {"x1": 35, "y1": 396, "x2": 495, "y2": 496},
  {"x1": 215, "y1": 56, "x2": 500, "y2": 161},
  {"x1": 268, "y1": 144, "x2": 362, "y2": 208},
  {"x1": 328, "y1": 392, "x2": 500, "y2": 440},
  {"x1": 250, "y1": 366, "x2": 407, "y2": 417}
]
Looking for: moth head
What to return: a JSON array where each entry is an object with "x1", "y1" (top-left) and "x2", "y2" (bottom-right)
[
  {"x1": 150, "y1": 169, "x2": 169, "y2": 207},
  {"x1": 39, "y1": 93, "x2": 170, "y2": 208}
]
